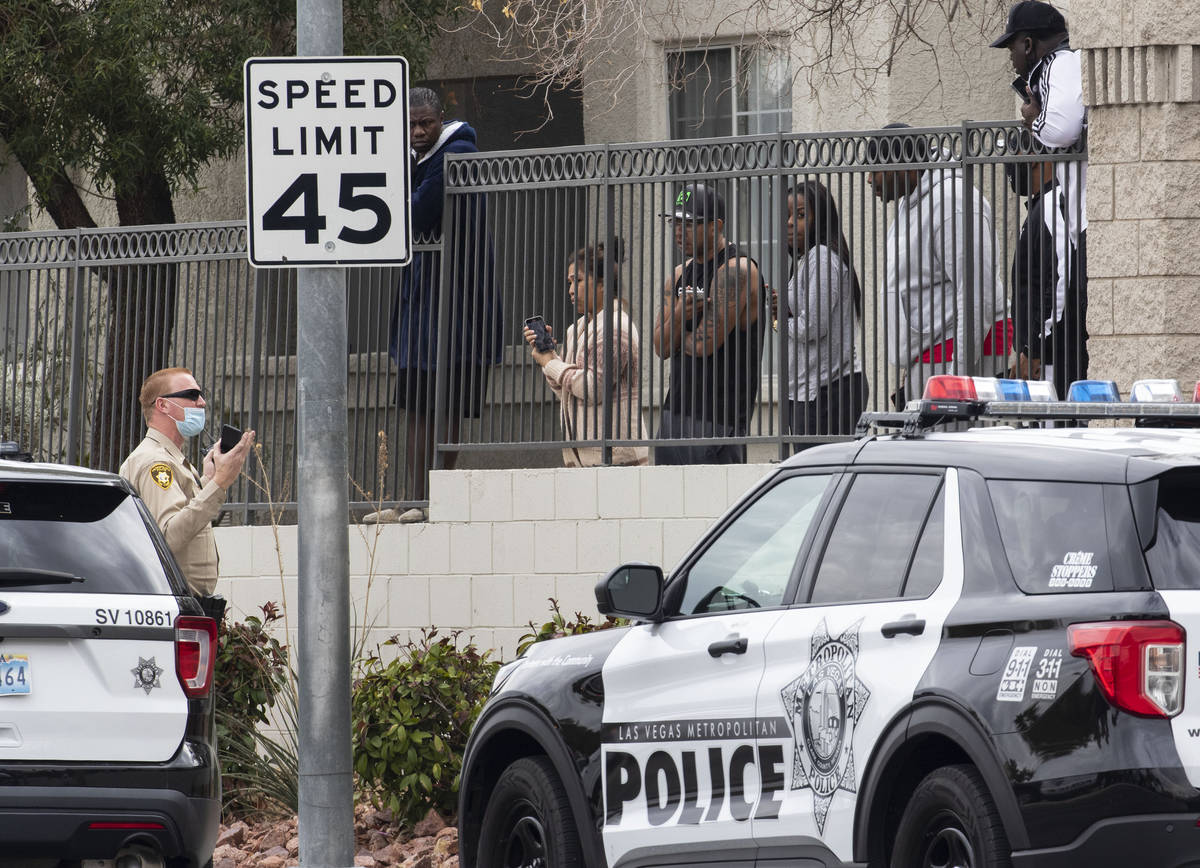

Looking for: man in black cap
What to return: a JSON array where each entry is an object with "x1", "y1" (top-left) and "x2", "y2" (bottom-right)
[
  {"x1": 992, "y1": 0, "x2": 1088, "y2": 387},
  {"x1": 651, "y1": 182, "x2": 766, "y2": 464}
]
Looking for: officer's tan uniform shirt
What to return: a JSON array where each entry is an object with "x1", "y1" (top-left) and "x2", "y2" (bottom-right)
[{"x1": 120, "y1": 428, "x2": 225, "y2": 595}]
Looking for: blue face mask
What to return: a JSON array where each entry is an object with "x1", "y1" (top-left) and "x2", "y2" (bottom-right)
[{"x1": 173, "y1": 406, "x2": 206, "y2": 439}]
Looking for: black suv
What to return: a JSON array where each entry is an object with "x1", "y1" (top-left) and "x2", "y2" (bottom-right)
[
  {"x1": 460, "y1": 400, "x2": 1200, "y2": 868},
  {"x1": 0, "y1": 461, "x2": 219, "y2": 868}
]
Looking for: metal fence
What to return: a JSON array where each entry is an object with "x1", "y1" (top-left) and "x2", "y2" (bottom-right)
[
  {"x1": 0, "y1": 120, "x2": 1086, "y2": 514},
  {"x1": 0, "y1": 226, "x2": 423, "y2": 516},
  {"x1": 440, "y1": 120, "x2": 1087, "y2": 463}
]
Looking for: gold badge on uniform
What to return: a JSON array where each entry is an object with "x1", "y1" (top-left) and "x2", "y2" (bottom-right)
[{"x1": 150, "y1": 463, "x2": 173, "y2": 490}]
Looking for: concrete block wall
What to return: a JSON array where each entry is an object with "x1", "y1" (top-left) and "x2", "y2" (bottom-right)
[
  {"x1": 213, "y1": 464, "x2": 775, "y2": 661},
  {"x1": 1076, "y1": 0, "x2": 1200, "y2": 391}
]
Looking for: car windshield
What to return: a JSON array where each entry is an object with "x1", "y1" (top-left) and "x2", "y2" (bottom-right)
[
  {"x1": 0, "y1": 481, "x2": 176, "y2": 594},
  {"x1": 1143, "y1": 471, "x2": 1200, "y2": 590}
]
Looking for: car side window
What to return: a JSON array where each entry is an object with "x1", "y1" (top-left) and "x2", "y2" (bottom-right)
[
  {"x1": 903, "y1": 484, "x2": 945, "y2": 598},
  {"x1": 809, "y1": 473, "x2": 942, "y2": 604},
  {"x1": 680, "y1": 474, "x2": 834, "y2": 615},
  {"x1": 988, "y1": 480, "x2": 1113, "y2": 593}
]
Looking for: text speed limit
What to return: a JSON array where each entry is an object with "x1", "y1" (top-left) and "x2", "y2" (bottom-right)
[{"x1": 244, "y1": 56, "x2": 412, "y2": 268}]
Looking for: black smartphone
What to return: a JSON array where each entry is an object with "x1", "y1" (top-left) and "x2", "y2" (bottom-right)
[
  {"x1": 219, "y1": 423, "x2": 243, "y2": 453},
  {"x1": 1011, "y1": 76, "x2": 1032, "y2": 104},
  {"x1": 524, "y1": 315, "x2": 555, "y2": 352}
]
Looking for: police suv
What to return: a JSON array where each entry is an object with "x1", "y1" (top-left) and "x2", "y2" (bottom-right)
[
  {"x1": 0, "y1": 459, "x2": 219, "y2": 868},
  {"x1": 459, "y1": 377, "x2": 1200, "y2": 868}
]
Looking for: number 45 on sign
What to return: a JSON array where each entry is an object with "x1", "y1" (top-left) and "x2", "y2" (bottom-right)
[{"x1": 244, "y1": 56, "x2": 413, "y2": 268}]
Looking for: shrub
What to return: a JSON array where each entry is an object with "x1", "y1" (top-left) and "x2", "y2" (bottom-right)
[
  {"x1": 352, "y1": 629, "x2": 500, "y2": 827},
  {"x1": 517, "y1": 597, "x2": 626, "y2": 655},
  {"x1": 214, "y1": 602, "x2": 289, "y2": 816}
]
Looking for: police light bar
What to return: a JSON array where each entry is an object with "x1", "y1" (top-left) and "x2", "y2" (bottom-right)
[{"x1": 855, "y1": 376, "x2": 1200, "y2": 434}]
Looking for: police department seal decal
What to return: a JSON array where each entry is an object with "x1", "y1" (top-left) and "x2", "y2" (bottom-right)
[
  {"x1": 780, "y1": 618, "x2": 870, "y2": 833},
  {"x1": 132, "y1": 656, "x2": 164, "y2": 694},
  {"x1": 150, "y1": 463, "x2": 173, "y2": 490}
]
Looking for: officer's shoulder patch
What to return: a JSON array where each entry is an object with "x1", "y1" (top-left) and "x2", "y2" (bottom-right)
[{"x1": 149, "y1": 463, "x2": 173, "y2": 490}]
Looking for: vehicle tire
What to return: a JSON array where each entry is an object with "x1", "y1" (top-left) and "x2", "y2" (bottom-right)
[
  {"x1": 890, "y1": 764, "x2": 1011, "y2": 868},
  {"x1": 476, "y1": 755, "x2": 583, "y2": 868}
]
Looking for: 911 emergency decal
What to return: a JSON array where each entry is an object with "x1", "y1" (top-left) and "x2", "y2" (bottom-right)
[
  {"x1": 780, "y1": 619, "x2": 870, "y2": 833},
  {"x1": 997, "y1": 646, "x2": 1037, "y2": 701}
]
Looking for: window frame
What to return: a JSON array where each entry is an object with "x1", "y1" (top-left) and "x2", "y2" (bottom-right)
[
  {"x1": 663, "y1": 468, "x2": 844, "y2": 621},
  {"x1": 664, "y1": 42, "x2": 793, "y2": 141},
  {"x1": 795, "y1": 468, "x2": 948, "y2": 608}
]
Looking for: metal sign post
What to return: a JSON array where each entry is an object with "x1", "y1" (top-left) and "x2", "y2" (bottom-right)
[{"x1": 242, "y1": 4, "x2": 411, "y2": 866}]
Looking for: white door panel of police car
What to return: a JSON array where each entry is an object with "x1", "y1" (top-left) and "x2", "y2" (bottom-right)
[
  {"x1": 601, "y1": 474, "x2": 836, "y2": 868},
  {"x1": 753, "y1": 468, "x2": 964, "y2": 862}
]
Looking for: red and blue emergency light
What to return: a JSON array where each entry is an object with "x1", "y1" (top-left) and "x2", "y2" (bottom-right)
[{"x1": 856, "y1": 376, "x2": 1200, "y2": 434}]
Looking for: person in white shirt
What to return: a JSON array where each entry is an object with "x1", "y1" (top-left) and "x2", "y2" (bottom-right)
[
  {"x1": 868, "y1": 124, "x2": 1006, "y2": 404},
  {"x1": 782, "y1": 179, "x2": 867, "y2": 441},
  {"x1": 992, "y1": 0, "x2": 1088, "y2": 385}
]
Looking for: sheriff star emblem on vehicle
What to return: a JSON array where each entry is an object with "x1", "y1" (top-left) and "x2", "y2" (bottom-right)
[
  {"x1": 132, "y1": 656, "x2": 164, "y2": 694},
  {"x1": 780, "y1": 618, "x2": 870, "y2": 833}
]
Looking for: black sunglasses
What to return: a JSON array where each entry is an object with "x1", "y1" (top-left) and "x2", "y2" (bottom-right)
[{"x1": 159, "y1": 388, "x2": 204, "y2": 401}]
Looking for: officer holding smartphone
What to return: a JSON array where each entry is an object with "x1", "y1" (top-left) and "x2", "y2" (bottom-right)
[{"x1": 120, "y1": 366, "x2": 256, "y2": 599}]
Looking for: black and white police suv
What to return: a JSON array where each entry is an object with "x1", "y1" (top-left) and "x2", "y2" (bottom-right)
[
  {"x1": 459, "y1": 376, "x2": 1200, "y2": 868},
  {"x1": 0, "y1": 458, "x2": 219, "y2": 868}
]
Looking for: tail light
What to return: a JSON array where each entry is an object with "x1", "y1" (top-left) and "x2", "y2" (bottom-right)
[
  {"x1": 1069, "y1": 620, "x2": 1185, "y2": 718},
  {"x1": 175, "y1": 616, "x2": 217, "y2": 697}
]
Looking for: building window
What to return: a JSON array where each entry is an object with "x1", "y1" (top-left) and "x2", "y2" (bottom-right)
[{"x1": 668, "y1": 44, "x2": 792, "y2": 139}]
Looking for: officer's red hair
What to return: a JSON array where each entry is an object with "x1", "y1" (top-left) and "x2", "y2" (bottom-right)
[{"x1": 139, "y1": 367, "x2": 193, "y2": 424}]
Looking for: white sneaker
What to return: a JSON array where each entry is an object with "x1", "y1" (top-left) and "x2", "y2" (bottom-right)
[
  {"x1": 397, "y1": 507, "x2": 427, "y2": 523},
  {"x1": 362, "y1": 508, "x2": 399, "y2": 524}
]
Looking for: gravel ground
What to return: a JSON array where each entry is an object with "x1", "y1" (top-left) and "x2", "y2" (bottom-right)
[{"x1": 214, "y1": 805, "x2": 458, "y2": 868}]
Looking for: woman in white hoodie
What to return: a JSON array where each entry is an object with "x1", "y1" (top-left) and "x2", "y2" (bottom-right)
[{"x1": 524, "y1": 240, "x2": 649, "y2": 467}]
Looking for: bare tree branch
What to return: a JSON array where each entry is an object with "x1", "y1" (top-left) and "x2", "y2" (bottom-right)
[{"x1": 455, "y1": 0, "x2": 1010, "y2": 118}]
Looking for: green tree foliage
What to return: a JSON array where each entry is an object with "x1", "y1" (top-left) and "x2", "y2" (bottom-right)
[
  {"x1": 0, "y1": 0, "x2": 454, "y2": 228},
  {"x1": 0, "y1": 0, "x2": 454, "y2": 469}
]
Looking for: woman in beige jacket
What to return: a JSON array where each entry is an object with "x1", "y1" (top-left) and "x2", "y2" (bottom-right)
[{"x1": 523, "y1": 240, "x2": 649, "y2": 467}]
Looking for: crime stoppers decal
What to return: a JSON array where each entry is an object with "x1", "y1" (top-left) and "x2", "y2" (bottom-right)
[{"x1": 780, "y1": 619, "x2": 870, "y2": 833}]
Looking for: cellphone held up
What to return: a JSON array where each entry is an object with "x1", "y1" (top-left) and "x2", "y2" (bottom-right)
[
  {"x1": 219, "y1": 424, "x2": 243, "y2": 454},
  {"x1": 524, "y1": 315, "x2": 556, "y2": 352}
]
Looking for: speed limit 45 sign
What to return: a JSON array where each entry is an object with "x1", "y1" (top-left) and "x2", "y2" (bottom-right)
[{"x1": 244, "y1": 56, "x2": 412, "y2": 267}]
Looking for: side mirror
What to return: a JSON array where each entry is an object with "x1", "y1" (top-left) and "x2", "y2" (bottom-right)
[{"x1": 595, "y1": 563, "x2": 665, "y2": 621}]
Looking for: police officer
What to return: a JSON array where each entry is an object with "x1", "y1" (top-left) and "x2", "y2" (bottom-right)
[{"x1": 120, "y1": 367, "x2": 255, "y2": 603}]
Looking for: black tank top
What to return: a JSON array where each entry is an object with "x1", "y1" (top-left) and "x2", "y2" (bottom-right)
[{"x1": 664, "y1": 244, "x2": 765, "y2": 432}]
